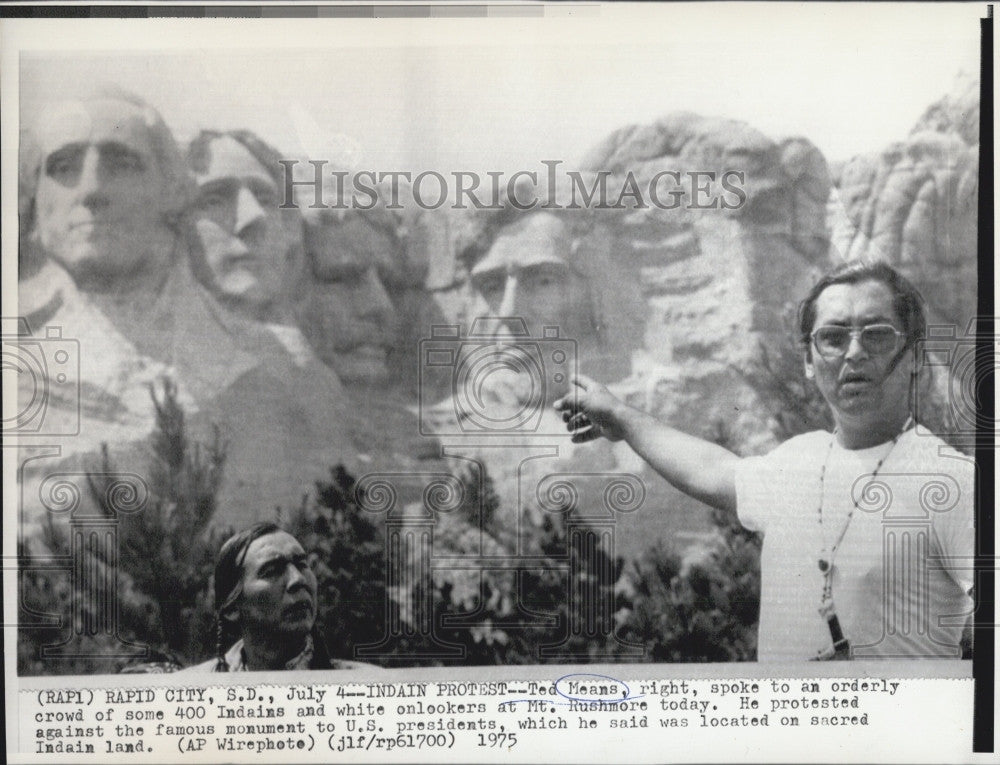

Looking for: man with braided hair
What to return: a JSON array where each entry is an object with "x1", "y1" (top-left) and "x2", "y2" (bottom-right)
[{"x1": 186, "y1": 523, "x2": 373, "y2": 671}]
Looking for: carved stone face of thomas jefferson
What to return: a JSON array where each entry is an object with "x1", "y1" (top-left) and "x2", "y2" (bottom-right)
[{"x1": 190, "y1": 134, "x2": 301, "y2": 313}]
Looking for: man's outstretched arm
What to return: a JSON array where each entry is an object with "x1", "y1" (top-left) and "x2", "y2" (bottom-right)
[{"x1": 554, "y1": 374, "x2": 740, "y2": 513}]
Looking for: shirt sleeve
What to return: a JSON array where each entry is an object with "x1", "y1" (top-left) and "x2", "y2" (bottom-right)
[
  {"x1": 734, "y1": 432, "x2": 820, "y2": 535},
  {"x1": 734, "y1": 454, "x2": 772, "y2": 533}
]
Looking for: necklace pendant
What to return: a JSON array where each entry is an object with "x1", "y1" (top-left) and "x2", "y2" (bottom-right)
[
  {"x1": 818, "y1": 598, "x2": 836, "y2": 619},
  {"x1": 818, "y1": 559, "x2": 830, "y2": 573}
]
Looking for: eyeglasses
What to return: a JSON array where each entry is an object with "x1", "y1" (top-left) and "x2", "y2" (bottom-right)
[{"x1": 810, "y1": 324, "x2": 906, "y2": 359}]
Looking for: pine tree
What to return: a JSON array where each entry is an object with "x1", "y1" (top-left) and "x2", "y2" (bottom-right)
[
  {"x1": 18, "y1": 379, "x2": 228, "y2": 674},
  {"x1": 286, "y1": 465, "x2": 389, "y2": 663}
]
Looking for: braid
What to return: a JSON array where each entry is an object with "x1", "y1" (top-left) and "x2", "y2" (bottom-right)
[
  {"x1": 211, "y1": 522, "x2": 282, "y2": 672},
  {"x1": 215, "y1": 616, "x2": 229, "y2": 672}
]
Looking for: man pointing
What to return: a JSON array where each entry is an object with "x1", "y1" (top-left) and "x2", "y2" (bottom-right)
[{"x1": 556, "y1": 262, "x2": 974, "y2": 660}]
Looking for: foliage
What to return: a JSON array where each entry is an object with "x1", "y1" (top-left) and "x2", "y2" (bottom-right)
[
  {"x1": 454, "y1": 460, "x2": 500, "y2": 534},
  {"x1": 285, "y1": 465, "x2": 389, "y2": 663},
  {"x1": 512, "y1": 510, "x2": 630, "y2": 663},
  {"x1": 19, "y1": 381, "x2": 766, "y2": 673},
  {"x1": 617, "y1": 509, "x2": 760, "y2": 662},
  {"x1": 739, "y1": 339, "x2": 832, "y2": 442},
  {"x1": 18, "y1": 380, "x2": 227, "y2": 674},
  {"x1": 109, "y1": 380, "x2": 229, "y2": 662},
  {"x1": 428, "y1": 508, "x2": 629, "y2": 665},
  {"x1": 290, "y1": 462, "x2": 635, "y2": 667}
]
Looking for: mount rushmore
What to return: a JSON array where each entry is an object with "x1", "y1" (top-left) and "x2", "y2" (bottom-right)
[{"x1": 15, "y1": 73, "x2": 978, "y2": 559}]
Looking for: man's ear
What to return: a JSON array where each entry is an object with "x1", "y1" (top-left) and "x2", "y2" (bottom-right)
[{"x1": 804, "y1": 357, "x2": 815, "y2": 380}]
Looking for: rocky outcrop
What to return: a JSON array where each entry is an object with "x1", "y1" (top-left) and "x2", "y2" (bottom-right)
[
  {"x1": 21, "y1": 77, "x2": 976, "y2": 561},
  {"x1": 912, "y1": 70, "x2": 980, "y2": 146},
  {"x1": 575, "y1": 112, "x2": 832, "y2": 455},
  {"x1": 423, "y1": 112, "x2": 835, "y2": 558},
  {"x1": 581, "y1": 112, "x2": 831, "y2": 264},
  {"x1": 830, "y1": 73, "x2": 979, "y2": 329},
  {"x1": 16, "y1": 255, "x2": 362, "y2": 531}
]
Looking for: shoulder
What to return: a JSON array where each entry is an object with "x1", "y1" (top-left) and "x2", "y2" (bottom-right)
[
  {"x1": 896, "y1": 429, "x2": 975, "y2": 477},
  {"x1": 734, "y1": 430, "x2": 830, "y2": 532},
  {"x1": 179, "y1": 658, "x2": 223, "y2": 673},
  {"x1": 755, "y1": 429, "x2": 832, "y2": 464},
  {"x1": 893, "y1": 430, "x2": 975, "y2": 516},
  {"x1": 735, "y1": 430, "x2": 831, "y2": 485}
]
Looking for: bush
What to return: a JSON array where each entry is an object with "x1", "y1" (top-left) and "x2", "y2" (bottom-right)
[
  {"x1": 19, "y1": 381, "x2": 764, "y2": 673},
  {"x1": 286, "y1": 465, "x2": 389, "y2": 663},
  {"x1": 739, "y1": 339, "x2": 832, "y2": 442},
  {"x1": 618, "y1": 508, "x2": 760, "y2": 662}
]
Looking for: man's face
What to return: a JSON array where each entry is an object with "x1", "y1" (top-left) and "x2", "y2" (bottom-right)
[
  {"x1": 34, "y1": 98, "x2": 173, "y2": 279},
  {"x1": 191, "y1": 135, "x2": 300, "y2": 308},
  {"x1": 234, "y1": 531, "x2": 317, "y2": 642},
  {"x1": 806, "y1": 279, "x2": 912, "y2": 428},
  {"x1": 301, "y1": 212, "x2": 398, "y2": 384},
  {"x1": 303, "y1": 266, "x2": 396, "y2": 384},
  {"x1": 470, "y1": 214, "x2": 593, "y2": 339}
]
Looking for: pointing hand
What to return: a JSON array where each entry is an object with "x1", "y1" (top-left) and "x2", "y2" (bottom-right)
[{"x1": 553, "y1": 374, "x2": 626, "y2": 443}]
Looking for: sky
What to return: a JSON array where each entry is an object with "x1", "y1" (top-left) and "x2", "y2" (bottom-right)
[{"x1": 9, "y1": 4, "x2": 986, "y2": 175}]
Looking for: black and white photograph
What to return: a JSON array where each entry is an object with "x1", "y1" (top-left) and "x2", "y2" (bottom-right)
[{"x1": 2, "y1": 3, "x2": 992, "y2": 762}]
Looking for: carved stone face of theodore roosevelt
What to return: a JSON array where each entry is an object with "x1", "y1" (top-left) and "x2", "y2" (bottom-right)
[{"x1": 297, "y1": 210, "x2": 399, "y2": 385}]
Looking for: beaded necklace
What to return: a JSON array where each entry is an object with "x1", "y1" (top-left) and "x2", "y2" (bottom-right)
[
  {"x1": 817, "y1": 417, "x2": 914, "y2": 598},
  {"x1": 814, "y1": 417, "x2": 914, "y2": 658}
]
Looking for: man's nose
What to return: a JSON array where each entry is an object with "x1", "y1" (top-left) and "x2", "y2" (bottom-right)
[
  {"x1": 843, "y1": 331, "x2": 869, "y2": 362},
  {"x1": 77, "y1": 148, "x2": 109, "y2": 210},
  {"x1": 497, "y1": 273, "x2": 521, "y2": 317},
  {"x1": 285, "y1": 562, "x2": 309, "y2": 589},
  {"x1": 234, "y1": 186, "x2": 266, "y2": 235},
  {"x1": 358, "y1": 267, "x2": 395, "y2": 324}
]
